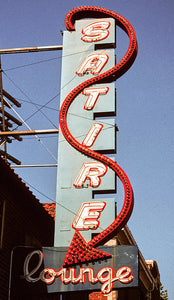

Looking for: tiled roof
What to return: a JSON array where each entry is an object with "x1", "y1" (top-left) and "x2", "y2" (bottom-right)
[
  {"x1": 42, "y1": 203, "x2": 56, "y2": 220},
  {"x1": 0, "y1": 156, "x2": 38, "y2": 202},
  {"x1": 0, "y1": 156, "x2": 54, "y2": 221}
]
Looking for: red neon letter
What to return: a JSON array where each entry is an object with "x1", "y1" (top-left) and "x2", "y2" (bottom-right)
[
  {"x1": 83, "y1": 87, "x2": 109, "y2": 110},
  {"x1": 115, "y1": 267, "x2": 135, "y2": 283},
  {"x1": 72, "y1": 202, "x2": 106, "y2": 230},
  {"x1": 82, "y1": 123, "x2": 103, "y2": 147},
  {"x1": 81, "y1": 21, "x2": 110, "y2": 42},
  {"x1": 76, "y1": 51, "x2": 109, "y2": 76},
  {"x1": 73, "y1": 162, "x2": 107, "y2": 188}
]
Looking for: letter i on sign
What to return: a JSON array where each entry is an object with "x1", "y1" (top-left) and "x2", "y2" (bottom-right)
[{"x1": 82, "y1": 123, "x2": 103, "y2": 147}]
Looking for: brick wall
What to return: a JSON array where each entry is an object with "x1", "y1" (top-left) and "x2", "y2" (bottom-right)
[
  {"x1": 89, "y1": 291, "x2": 117, "y2": 300},
  {"x1": 89, "y1": 292, "x2": 106, "y2": 300}
]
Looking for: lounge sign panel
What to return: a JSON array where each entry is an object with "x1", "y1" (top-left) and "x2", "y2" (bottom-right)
[{"x1": 9, "y1": 246, "x2": 138, "y2": 298}]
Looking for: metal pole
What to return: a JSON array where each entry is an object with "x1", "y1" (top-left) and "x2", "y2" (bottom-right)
[
  {"x1": 11, "y1": 164, "x2": 57, "y2": 168},
  {"x1": 0, "y1": 129, "x2": 59, "y2": 137},
  {"x1": 0, "y1": 45, "x2": 63, "y2": 55}
]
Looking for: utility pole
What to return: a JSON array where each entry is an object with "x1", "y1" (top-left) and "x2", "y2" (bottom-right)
[
  {"x1": 0, "y1": 57, "x2": 23, "y2": 165},
  {"x1": 0, "y1": 44, "x2": 62, "y2": 165},
  {"x1": 0, "y1": 56, "x2": 7, "y2": 160}
]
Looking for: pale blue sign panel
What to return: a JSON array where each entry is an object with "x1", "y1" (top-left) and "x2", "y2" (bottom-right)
[{"x1": 55, "y1": 18, "x2": 117, "y2": 247}]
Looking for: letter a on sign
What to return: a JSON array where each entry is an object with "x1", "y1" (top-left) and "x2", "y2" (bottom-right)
[
  {"x1": 73, "y1": 162, "x2": 107, "y2": 187},
  {"x1": 76, "y1": 51, "x2": 109, "y2": 75}
]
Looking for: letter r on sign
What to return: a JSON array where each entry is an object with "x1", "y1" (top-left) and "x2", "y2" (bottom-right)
[{"x1": 73, "y1": 162, "x2": 107, "y2": 188}]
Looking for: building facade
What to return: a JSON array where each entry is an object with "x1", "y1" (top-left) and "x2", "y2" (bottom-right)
[{"x1": 0, "y1": 157, "x2": 54, "y2": 299}]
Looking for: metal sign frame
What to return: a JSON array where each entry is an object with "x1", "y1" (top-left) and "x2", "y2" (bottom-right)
[{"x1": 9, "y1": 245, "x2": 138, "y2": 298}]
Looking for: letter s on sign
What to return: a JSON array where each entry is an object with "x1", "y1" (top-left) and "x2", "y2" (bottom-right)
[{"x1": 81, "y1": 21, "x2": 111, "y2": 42}]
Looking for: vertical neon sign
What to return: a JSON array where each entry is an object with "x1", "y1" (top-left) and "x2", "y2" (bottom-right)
[
  {"x1": 55, "y1": 16, "x2": 116, "y2": 248},
  {"x1": 54, "y1": 7, "x2": 137, "y2": 267}
]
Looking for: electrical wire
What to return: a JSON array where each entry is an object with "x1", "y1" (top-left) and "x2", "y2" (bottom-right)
[
  {"x1": 17, "y1": 98, "x2": 58, "y2": 111},
  {"x1": 2, "y1": 70, "x2": 117, "y2": 153},
  {"x1": 3, "y1": 68, "x2": 116, "y2": 131},
  {"x1": 3, "y1": 70, "x2": 59, "y2": 129},
  {"x1": 4, "y1": 98, "x2": 38, "y2": 133},
  {"x1": 23, "y1": 93, "x2": 59, "y2": 125},
  {"x1": 22, "y1": 125, "x2": 114, "y2": 142},
  {"x1": 2, "y1": 52, "x2": 117, "y2": 233},
  {"x1": 24, "y1": 179, "x2": 106, "y2": 232},
  {"x1": 2, "y1": 46, "x2": 116, "y2": 129},
  {"x1": 2, "y1": 53, "x2": 117, "y2": 163},
  {"x1": 34, "y1": 108, "x2": 58, "y2": 129},
  {"x1": 21, "y1": 135, "x2": 57, "y2": 140},
  {"x1": 18, "y1": 97, "x2": 116, "y2": 130},
  {"x1": 3, "y1": 70, "x2": 78, "y2": 127},
  {"x1": 4, "y1": 56, "x2": 59, "y2": 71},
  {"x1": 38, "y1": 138, "x2": 57, "y2": 161},
  {"x1": 3, "y1": 48, "x2": 92, "y2": 72},
  {"x1": 19, "y1": 71, "x2": 79, "y2": 124},
  {"x1": 25, "y1": 180, "x2": 77, "y2": 216},
  {"x1": 0, "y1": 80, "x2": 57, "y2": 160}
]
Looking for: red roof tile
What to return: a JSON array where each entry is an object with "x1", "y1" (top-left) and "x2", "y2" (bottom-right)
[{"x1": 42, "y1": 203, "x2": 56, "y2": 220}]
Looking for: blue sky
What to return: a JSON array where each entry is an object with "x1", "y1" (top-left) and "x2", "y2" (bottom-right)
[{"x1": 0, "y1": 0, "x2": 173, "y2": 297}]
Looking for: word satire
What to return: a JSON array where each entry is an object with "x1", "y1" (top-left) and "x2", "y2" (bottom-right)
[{"x1": 23, "y1": 250, "x2": 135, "y2": 294}]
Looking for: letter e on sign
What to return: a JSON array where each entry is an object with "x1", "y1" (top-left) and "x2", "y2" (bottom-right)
[
  {"x1": 115, "y1": 266, "x2": 135, "y2": 283},
  {"x1": 72, "y1": 202, "x2": 106, "y2": 230}
]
